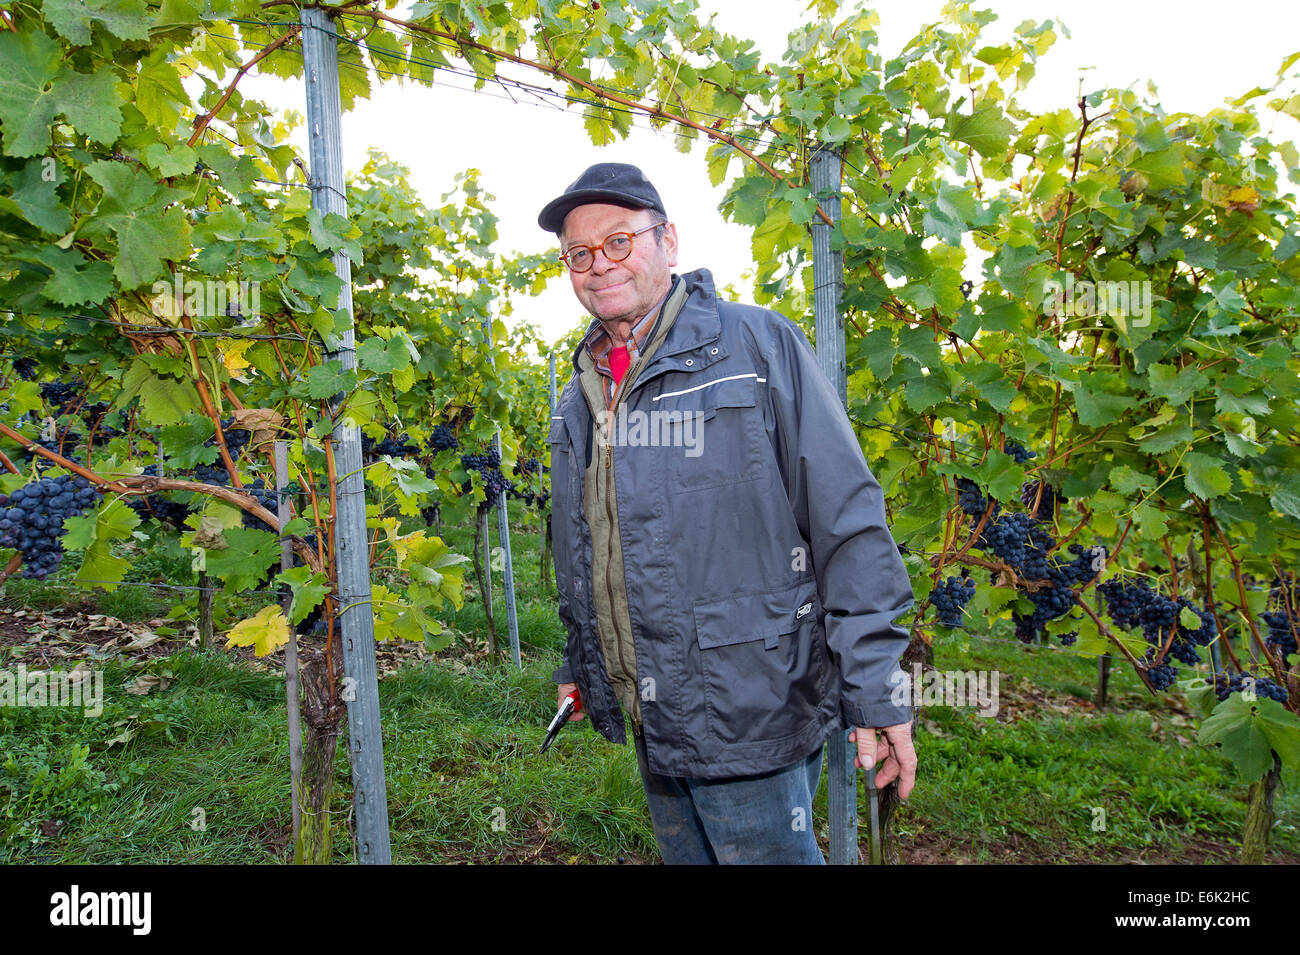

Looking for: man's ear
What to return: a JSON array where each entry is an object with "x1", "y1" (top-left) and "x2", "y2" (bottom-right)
[{"x1": 662, "y1": 221, "x2": 679, "y2": 268}]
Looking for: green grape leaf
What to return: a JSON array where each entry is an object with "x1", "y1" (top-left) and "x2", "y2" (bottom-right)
[
  {"x1": 1071, "y1": 372, "x2": 1139, "y2": 426},
  {"x1": 1147, "y1": 362, "x2": 1209, "y2": 407},
  {"x1": 36, "y1": 246, "x2": 115, "y2": 306},
  {"x1": 357, "y1": 335, "x2": 411, "y2": 374},
  {"x1": 274, "y1": 566, "x2": 330, "y2": 626},
  {"x1": 922, "y1": 182, "x2": 977, "y2": 245},
  {"x1": 70, "y1": 498, "x2": 141, "y2": 591},
  {"x1": 1270, "y1": 471, "x2": 1300, "y2": 522},
  {"x1": 117, "y1": 358, "x2": 201, "y2": 426},
  {"x1": 975, "y1": 450, "x2": 1027, "y2": 504},
  {"x1": 1199, "y1": 694, "x2": 1300, "y2": 779},
  {"x1": 0, "y1": 29, "x2": 62, "y2": 158},
  {"x1": 1129, "y1": 145, "x2": 1188, "y2": 192},
  {"x1": 956, "y1": 361, "x2": 1018, "y2": 413},
  {"x1": 948, "y1": 100, "x2": 1014, "y2": 160},
  {"x1": 52, "y1": 66, "x2": 124, "y2": 145},
  {"x1": 6, "y1": 158, "x2": 72, "y2": 234},
  {"x1": 142, "y1": 142, "x2": 199, "y2": 178},
  {"x1": 204, "y1": 527, "x2": 281, "y2": 592},
  {"x1": 303, "y1": 360, "x2": 355, "y2": 399},
  {"x1": 159, "y1": 414, "x2": 219, "y2": 469},
  {"x1": 1183, "y1": 451, "x2": 1232, "y2": 500},
  {"x1": 44, "y1": 0, "x2": 151, "y2": 44}
]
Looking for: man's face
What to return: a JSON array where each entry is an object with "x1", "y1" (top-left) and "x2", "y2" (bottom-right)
[{"x1": 561, "y1": 203, "x2": 678, "y2": 326}]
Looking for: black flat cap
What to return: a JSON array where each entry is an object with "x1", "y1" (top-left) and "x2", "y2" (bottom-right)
[{"x1": 537, "y1": 162, "x2": 666, "y2": 234}]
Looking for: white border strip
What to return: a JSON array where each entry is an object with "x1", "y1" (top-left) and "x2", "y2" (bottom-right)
[{"x1": 652, "y1": 372, "x2": 766, "y2": 402}]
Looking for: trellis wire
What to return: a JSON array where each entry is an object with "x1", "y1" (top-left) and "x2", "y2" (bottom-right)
[{"x1": 203, "y1": 19, "x2": 801, "y2": 162}]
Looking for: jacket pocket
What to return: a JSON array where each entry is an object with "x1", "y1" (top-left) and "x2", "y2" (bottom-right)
[
  {"x1": 650, "y1": 374, "x2": 764, "y2": 491},
  {"x1": 692, "y1": 578, "x2": 829, "y2": 744}
]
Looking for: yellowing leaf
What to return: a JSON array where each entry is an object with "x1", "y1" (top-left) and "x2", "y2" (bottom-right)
[
  {"x1": 224, "y1": 605, "x2": 290, "y2": 657},
  {"x1": 222, "y1": 338, "x2": 255, "y2": 375}
]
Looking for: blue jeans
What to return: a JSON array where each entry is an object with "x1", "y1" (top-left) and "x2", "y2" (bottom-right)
[{"x1": 632, "y1": 730, "x2": 826, "y2": 864}]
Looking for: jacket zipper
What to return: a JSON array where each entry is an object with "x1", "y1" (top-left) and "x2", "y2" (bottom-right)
[{"x1": 603, "y1": 366, "x2": 641, "y2": 731}]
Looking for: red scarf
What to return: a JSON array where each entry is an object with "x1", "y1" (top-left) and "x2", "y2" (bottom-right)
[{"x1": 609, "y1": 344, "x2": 630, "y2": 386}]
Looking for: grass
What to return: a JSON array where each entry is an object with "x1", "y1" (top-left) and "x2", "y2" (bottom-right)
[{"x1": 1, "y1": 500, "x2": 1296, "y2": 864}]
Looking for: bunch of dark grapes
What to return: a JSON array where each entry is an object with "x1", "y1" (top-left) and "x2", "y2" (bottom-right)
[
  {"x1": 967, "y1": 469, "x2": 1096, "y2": 641},
  {"x1": 1097, "y1": 576, "x2": 1146, "y2": 630},
  {"x1": 956, "y1": 478, "x2": 995, "y2": 518},
  {"x1": 1019, "y1": 480, "x2": 1064, "y2": 521},
  {"x1": 0, "y1": 475, "x2": 102, "y2": 579},
  {"x1": 1263, "y1": 575, "x2": 1298, "y2": 660},
  {"x1": 1142, "y1": 647, "x2": 1179, "y2": 691},
  {"x1": 931, "y1": 573, "x2": 976, "y2": 628},
  {"x1": 1059, "y1": 631, "x2": 1078, "y2": 647},
  {"x1": 40, "y1": 379, "x2": 82, "y2": 415},
  {"x1": 189, "y1": 421, "x2": 249, "y2": 481},
  {"x1": 1136, "y1": 590, "x2": 1179, "y2": 644},
  {"x1": 460, "y1": 448, "x2": 501, "y2": 471},
  {"x1": 125, "y1": 469, "x2": 191, "y2": 529},
  {"x1": 241, "y1": 479, "x2": 300, "y2": 531},
  {"x1": 374, "y1": 433, "x2": 417, "y2": 458},
  {"x1": 977, "y1": 512, "x2": 1034, "y2": 568},
  {"x1": 1262, "y1": 610, "x2": 1298, "y2": 660},
  {"x1": 480, "y1": 467, "x2": 513, "y2": 502},
  {"x1": 193, "y1": 464, "x2": 231, "y2": 486},
  {"x1": 1013, "y1": 572, "x2": 1076, "y2": 643},
  {"x1": 1213, "y1": 671, "x2": 1290, "y2": 703},
  {"x1": 1098, "y1": 576, "x2": 1209, "y2": 672},
  {"x1": 215, "y1": 419, "x2": 251, "y2": 459},
  {"x1": 1059, "y1": 543, "x2": 1099, "y2": 584},
  {"x1": 428, "y1": 425, "x2": 459, "y2": 453},
  {"x1": 128, "y1": 496, "x2": 189, "y2": 529},
  {"x1": 460, "y1": 448, "x2": 511, "y2": 508},
  {"x1": 79, "y1": 401, "x2": 122, "y2": 438},
  {"x1": 13, "y1": 357, "x2": 38, "y2": 380},
  {"x1": 1175, "y1": 597, "x2": 1216, "y2": 646},
  {"x1": 1003, "y1": 440, "x2": 1035, "y2": 464}
]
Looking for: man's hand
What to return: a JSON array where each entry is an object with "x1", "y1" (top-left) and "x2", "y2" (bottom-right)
[
  {"x1": 849, "y1": 722, "x2": 916, "y2": 800},
  {"x1": 557, "y1": 682, "x2": 585, "y2": 721}
]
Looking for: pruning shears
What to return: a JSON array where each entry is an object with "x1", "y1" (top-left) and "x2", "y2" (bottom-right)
[{"x1": 540, "y1": 688, "x2": 582, "y2": 753}]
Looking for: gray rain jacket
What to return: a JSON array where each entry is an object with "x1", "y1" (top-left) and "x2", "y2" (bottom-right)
[{"x1": 549, "y1": 268, "x2": 914, "y2": 778}]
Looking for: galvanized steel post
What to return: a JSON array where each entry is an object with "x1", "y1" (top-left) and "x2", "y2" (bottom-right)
[
  {"x1": 811, "y1": 146, "x2": 864, "y2": 865},
  {"x1": 300, "y1": 6, "x2": 391, "y2": 863},
  {"x1": 483, "y1": 316, "x2": 521, "y2": 668}
]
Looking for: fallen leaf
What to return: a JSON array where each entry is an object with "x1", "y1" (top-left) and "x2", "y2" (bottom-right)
[
  {"x1": 123, "y1": 631, "x2": 164, "y2": 650},
  {"x1": 125, "y1": 673, "x2": 161, "y2": 695}
]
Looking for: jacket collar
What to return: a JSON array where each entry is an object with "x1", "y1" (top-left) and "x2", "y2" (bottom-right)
[
  {"x1": 560, "y1": 268, "x2": 723, "y2": 445},
  {"x1": 568, "y1": 268, "x2": 720, "y2": 378}
]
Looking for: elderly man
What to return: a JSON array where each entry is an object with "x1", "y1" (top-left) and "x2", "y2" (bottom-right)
[{"x1": 540, "y1": 162, "x2": 916, "y2": 865}]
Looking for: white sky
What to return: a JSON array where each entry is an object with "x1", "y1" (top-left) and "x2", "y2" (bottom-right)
[{"x1": 238, "y1": 1, "x2": 1300, "y2": 348}]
